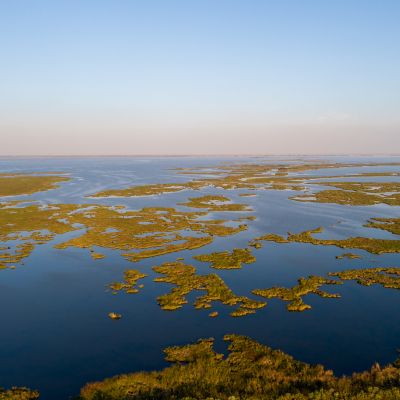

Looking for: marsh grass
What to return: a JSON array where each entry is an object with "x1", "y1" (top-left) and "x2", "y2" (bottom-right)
[
  {"x1": 153, "y1": 261, "x2": 265, "y2": 317},
  {"x1": 79, "y1": 334, "x2": 400, "y2": 400}
]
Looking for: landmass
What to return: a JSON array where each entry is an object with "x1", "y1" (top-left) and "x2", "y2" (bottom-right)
[
  {"x1": 251, "y1": 226, "x2": 400, "y2": 254},
  {"x1": 78, "y1": 334, "x2": 400, "y2": 400},
  {"x1": 253, "y1": 276, "x2": 342, "y2": 311},
  {"x1": 193, "y1": 248, "x2": 256, "y2": 269},
  {"x1": 109, "y1": 270, "x2": 148, "y2": 294},
  {"x1": 153, "y1": 260, "x2": 265, "y2": 316},
  {"x1": 0, "y1": 173, "x2": 70, "y2": 197}
]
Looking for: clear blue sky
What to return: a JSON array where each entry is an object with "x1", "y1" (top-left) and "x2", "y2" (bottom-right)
[{"x1": 1, "y1": 0, "x2": 399, "y2": 154}]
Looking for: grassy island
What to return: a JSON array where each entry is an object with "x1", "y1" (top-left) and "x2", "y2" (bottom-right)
[
  {"x1": 0, "y1": 200, "x2": 249, "y2": 269},
  {"x1": 293, "y1": 189, "x2": 400, "y2": 206},
  {"x1": 251, "y1": 267, "x2": 400, "y2": 312},
  {"x1": 0, "y1": 202, "x2": 80, "y2": 268},
  {"x1": 91, "y1": 252, "x2": 105, "y2": 260},
  {"x1": 364, "y1": 217, "x2": 400, "y2": 235},
  {"x1": 89, "y1": 183, "x2": 187, "y2": 197},
  {"x1": 329, "y1": 267, "x2": 400, "y2": 289},
  {"x1": 253, "y1": 276, "x2": 342, "y2": 311},
  {"x1": 109, "y1": 270, "x2": 148, "y2": 294},
  {"x1": 179, "y1": 195, "x2": 251, "y2": 212},
  {"x1": 0, "y1": 173, "x2": 70, "y2": 197},
  {"x1": 54, "y1": 205, "x2": 249, "y2": 262},
  {"x1": 193, "y1": 248, "x2": 256, "y2": 269},
  {"x1": 79, "y1": 334, "x2": 400, "y2": 400},
  {"x1": 88, "y1": 161, "x2": 400, "y2": 199},
  {"x1": 292, "y1": 181, "x2": 400, "y2": 206},
  {"x1": 153, "y1": 261, "x2": 265, "y2": 316},
  {"x1": 253, "y1": 227, "x2": 400, "y2": 254},
  {"x1": 108, "y1": 312, "x2": 122, "y2": 320}
]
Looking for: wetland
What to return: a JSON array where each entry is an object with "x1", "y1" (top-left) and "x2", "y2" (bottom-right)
[{"x1": 0, "y1": 156, "x2": 400, "y2": 399}]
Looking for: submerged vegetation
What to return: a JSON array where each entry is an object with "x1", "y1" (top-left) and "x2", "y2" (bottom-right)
[
  {"x1": 153, "y1": 261, "x2": 265, "y2": 316},
  {"x1": 253, "y1": 276, "x2": 342, "y2": 311},
  {"x1": 0, "y1": 173, "x2": 70, "y2": 197},
  {"x1": 79, "y1": 334, "x2": 400, "y2": 400},
  {"x1": 335, "y1": 252, "x2": 362, "y2": 259}
]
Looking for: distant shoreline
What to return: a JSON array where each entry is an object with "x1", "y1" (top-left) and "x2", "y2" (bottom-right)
[{"x1": 1, "y1": 153, "x2": 400, "y2": 158}]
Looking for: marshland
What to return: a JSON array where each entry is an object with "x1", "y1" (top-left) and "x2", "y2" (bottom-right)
[{"x1": 1, "y1": 156, "x2": 400, "y2": 399}]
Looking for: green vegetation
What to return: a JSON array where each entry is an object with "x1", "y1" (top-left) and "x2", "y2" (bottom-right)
[
  {"x1": 89, "y1": 161, "x2": 400, "y2": 198},
  {"x1": 0, "y1": 387, "x2": 39, "y2": 400},
  {"x1": 3, "y1": 163, "x2": 400, "y2": 400},
  {"x1": 292, "y1": 181, "x2": 400, "y2": 206},
  {"x1": 153, "y1": 261, "x2": 265, "y2": 317},
  {"x1": 179, "y1": 195, "x2": 251, "y2": 211},
  {"x1": 193, "y1": 248, "x2": 256, "y2": 269},
  {"x1": 293, "y1": 189, "x2": 400, "y2": 206},
  {"x1": 254, "y1": 227, "x2": 400, "y2": 254},
  {"x1": 90, "y1": 183, "x2": 186, "y2": 197},
  {"x1": 0, "y1": 199, "x2": 250, "y2": 269},
  {"x1": 88, "y1": 163, "x2": 400, "y2": 216},
  {"x1": 0, "y1": 202, "x2": 79, "y2": 268},
  {"x1": 250, "y1": 233, "x2": 289, "y2": 248},
  {"x1": 79, "y1": 334, "x2": 400, "y2": 400},
  {"x1": 251, "y1": 267, "x2": 400, "y2": 312},
  {"x1": 0, "y1": 174, "x2": 70, "y2": 197},
  {"x1": 329, "y1": 267, "x2": 400, "y2": 289},
  {"x1": 364, "y1": 217, "x2": 400, "y2": 235},
  {"x1": 316, "y1": 181, "x2": 400, "y2": 193},
  {"x1": 54, "y1": 205, "x2": 248, "y2": 262},
  {"x1": 253, "y1": 276, "x2": 342, "y2": 311},
  {"x1": 109, "y1": 270, "x2": 148, "y2": 294},
  {"x1": 122, "y1": 236, "x2": 214, "y2": 262}
]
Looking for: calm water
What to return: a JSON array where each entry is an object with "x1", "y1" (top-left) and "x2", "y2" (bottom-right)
[{"x1": 0, "y1": 156, "x2": 399, "y2": 399}]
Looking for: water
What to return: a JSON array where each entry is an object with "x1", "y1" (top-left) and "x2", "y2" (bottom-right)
[{"x1": 0, "y1": 156, "x2": 399, "y2": 399}]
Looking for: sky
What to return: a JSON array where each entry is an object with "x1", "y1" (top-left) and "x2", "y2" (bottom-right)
[{"x1": 0, "y1": 0, "x2": 399, "y2": 155}]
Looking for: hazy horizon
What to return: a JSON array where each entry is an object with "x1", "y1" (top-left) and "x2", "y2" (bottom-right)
[{"x1": 1, "y1": 1, "x2": 399, "y2": 155}]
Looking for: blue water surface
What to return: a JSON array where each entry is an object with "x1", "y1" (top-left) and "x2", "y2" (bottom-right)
[{"x1": 0, "y1": 155, "x2": 399, "y2": 399}]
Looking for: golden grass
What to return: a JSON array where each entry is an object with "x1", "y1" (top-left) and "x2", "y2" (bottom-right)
[
  {"x1": 0, "y1": 174, "x2": 70, "y2": 196},
  {"x1": 194, "y1": 248, "x2": 256, "y2": 269},
  {"x1": 253, "y1": 276, "x2": 342, "y2": 311},
  {"x1": 153, "y1": 260, "x2": 265, "y2": 317}
]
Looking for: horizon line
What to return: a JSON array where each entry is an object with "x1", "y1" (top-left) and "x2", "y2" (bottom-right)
[{"x1": 1, "y1": 153, "x2": 400, "y2": 158}]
